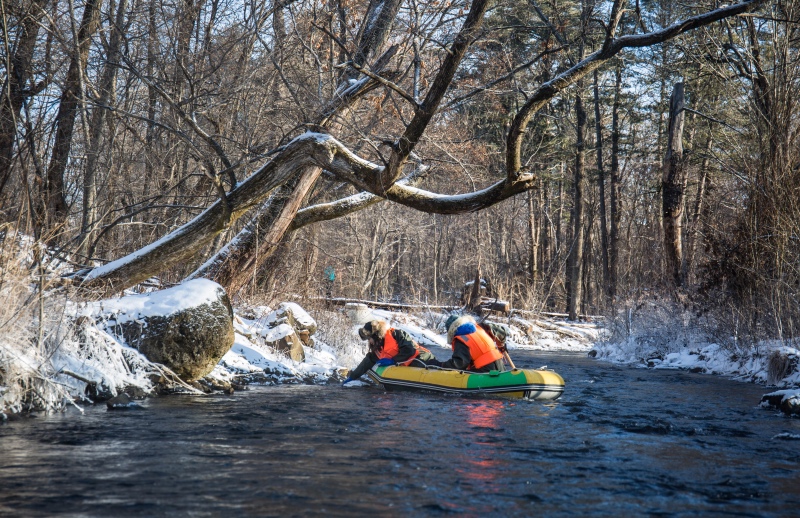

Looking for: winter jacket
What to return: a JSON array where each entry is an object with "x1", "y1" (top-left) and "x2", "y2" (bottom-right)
[
  {"x1": 349, "y1": 328, "x2": 435, "y2": 380},
  {"x1": 435, "y1": 317, "x2": 507, "y2": 372}
]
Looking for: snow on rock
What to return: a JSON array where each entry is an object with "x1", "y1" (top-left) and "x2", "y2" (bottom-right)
[
  {"x1": 278, "y1": 302, "x2": 316, "y2": 332},
  {"x1": 209, "y1": 304, "x2": 349, "y2": 386},
  {"x1": 761, "y1": 388, "x2": 800, "y2": 416},
  {"x1": 262, "y1": 323, "x2": 295, "y2": 342},
  {"x1": 82, "y1": 278, "x2": 224, "y2": 322},
  {"x1": 81, "y1": 279, "x2": 235, "y2": 381},
  {"x1": 259, "y1": 302, "x2": 317, "y2": 336}
]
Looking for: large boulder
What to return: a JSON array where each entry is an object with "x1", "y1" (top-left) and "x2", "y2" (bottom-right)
[{"x1": 93, "y1": 279, "x2": 234, "y2": 380}]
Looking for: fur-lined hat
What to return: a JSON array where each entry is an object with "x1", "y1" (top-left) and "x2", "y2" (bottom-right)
[
  {"x1": 447, "y1": 314, "x2": 477, "y2": 344},
  {"x1": 444, "y1": 314, "x2": 459, "y2": 332},
  {"x1": 358, "y1": 320, "x2": 389, "y2": 340}
]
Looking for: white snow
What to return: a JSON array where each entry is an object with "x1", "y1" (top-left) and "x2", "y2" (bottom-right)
[
  {"x1": 278, "y1": 302, "x2": 316, "y2": 330},
  {"x1": 261, "y1": 323, "x2": 295, "y2": 342},
  {"x1": 81, "y1": 279, "x2": 224, "y2": 322},
  {"x1": 592, "y1": 335, "x2": 800, "y2": 385}
]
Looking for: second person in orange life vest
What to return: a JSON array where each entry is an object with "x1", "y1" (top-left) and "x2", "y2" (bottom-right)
[
  {"x1": 427, "y1": 314, "x2": 508, "y2": 372},
  {"x1": 343, "y1": 320, "x2": 436, "y2": 384}
]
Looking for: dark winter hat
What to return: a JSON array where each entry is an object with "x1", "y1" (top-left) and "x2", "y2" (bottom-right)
[
  {"x1": 358, "y1": 321, "x2": 375, "y2": 340},
  {"x1": 444, "y1": 314, "x2": 459, "y2": 331}
]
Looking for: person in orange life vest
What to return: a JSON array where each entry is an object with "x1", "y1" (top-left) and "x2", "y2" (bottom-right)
[
  {"x1": 429, "y1": 314, "x2": 508, "y2": 372},
  {"x1": 343, "y1": 320, "x2": 436, "y2": 384}
]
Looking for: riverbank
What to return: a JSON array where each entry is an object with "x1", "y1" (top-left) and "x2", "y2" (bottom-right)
[{"x1": 3, "y1": 285, "x2": 800, "y2": 419}]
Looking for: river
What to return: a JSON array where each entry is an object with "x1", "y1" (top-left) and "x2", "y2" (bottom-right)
[{"x1": 1, "y1": 350, "x2": 799, "y2": 517}]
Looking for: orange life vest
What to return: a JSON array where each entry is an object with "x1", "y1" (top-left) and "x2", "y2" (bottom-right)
[
  {"x1": 453, "y1": 326, "x2": 503, "y2": 370},
  {"x1": 377, "y1": 329, "x2": 427, "y2": 366}
]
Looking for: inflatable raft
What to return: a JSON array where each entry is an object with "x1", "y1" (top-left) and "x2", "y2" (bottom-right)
[{"x1": 366, "y1": 365, "x2": 565, "y2": 400}]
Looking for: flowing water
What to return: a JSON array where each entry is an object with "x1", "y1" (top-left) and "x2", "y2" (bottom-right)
[{"x1": 2, "y1": 350, "x2": 799, "y2": 517}]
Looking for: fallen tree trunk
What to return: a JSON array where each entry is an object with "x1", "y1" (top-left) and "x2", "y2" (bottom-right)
[
  {"x1": 320, "y1": 297, "x2": 460, "y2": 312},
  {"x1": 76, "y1": 133, "x2": 535, "y2": 295}
]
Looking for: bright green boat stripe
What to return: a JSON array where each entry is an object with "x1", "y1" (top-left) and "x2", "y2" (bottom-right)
[{"x1": 465, "y1": 370, "x2": 527, "y2": 389}]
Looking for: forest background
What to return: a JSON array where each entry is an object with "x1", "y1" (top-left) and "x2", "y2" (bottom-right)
[{"x1": 1, "y1": 0, "x2": 797, "y2": 355}]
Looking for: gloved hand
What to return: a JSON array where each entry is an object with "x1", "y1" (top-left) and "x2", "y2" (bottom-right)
[
  {"x1": 375, "y1": 358, "x2": 395, "y2": 367},
  {"x1": 342, "y1": 376, "x2": 354, "y2": 386}
]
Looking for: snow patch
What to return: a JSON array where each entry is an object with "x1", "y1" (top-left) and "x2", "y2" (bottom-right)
[{"x1": 82, "y1": 279, "x2": 224, "y2": 323}]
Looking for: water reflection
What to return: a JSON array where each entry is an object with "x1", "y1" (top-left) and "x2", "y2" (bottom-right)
[{"x1": 459, "y1": 400, "x2": 504, "y2": 486}]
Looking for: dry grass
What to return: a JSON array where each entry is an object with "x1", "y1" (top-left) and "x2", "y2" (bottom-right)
[
  {"x1": 0, "y1": 229, "x2": 159, "y2": 417},
  {"x1": 0, "y1": 230, "x2": 72, "y2": 415}
]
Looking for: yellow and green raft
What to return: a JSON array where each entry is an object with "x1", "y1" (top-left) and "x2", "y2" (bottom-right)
[{"x1": 366, "y1": 365, "x2": 565, "y2": 400}]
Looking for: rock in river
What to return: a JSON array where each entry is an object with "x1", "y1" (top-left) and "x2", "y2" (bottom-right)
[{"x1": 90, "y1": 279, "x2": 235, "y2": 380}]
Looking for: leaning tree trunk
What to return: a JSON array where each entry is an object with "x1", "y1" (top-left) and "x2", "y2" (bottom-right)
[
  {"x1": 72, "y1": 0, "x2": 764, "y2": 297},
  {"x1": 191, "y1": 0, "x2": 405, "y2": 296},
  {"x1": 662, "y1": 82, "x2": 686, "y2": 288}
]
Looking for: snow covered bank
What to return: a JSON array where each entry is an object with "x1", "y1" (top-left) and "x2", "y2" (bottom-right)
[
  {"x1": 589, "y1": 304, "x2": 800, "y2": 414},
  {"x1": 5, "y1": 261, "x2": 799, "y2": 419}
]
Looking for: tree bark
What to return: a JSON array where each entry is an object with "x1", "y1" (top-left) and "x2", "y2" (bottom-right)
[
  {"x1": 566, "y1": 88, "x2": 587, "y2": 320},
  {"x1": 593, "y1": 69, "x2": 611, "y2": 304},
  {"x1": 0, "y1": 0, "x2": 49, "y2": 199},
  {"x1": 684, "y1": 127, "x2": 712, "y2": 284},
  {"x1": 79, "y1": 0, "x2": 128, "y2": 257},
  {"x1": 609, "y1": 61, "x2": 622, "y2": 301},
  {"x1": 44, "y1": 0, "x2": 104, "y2": 231},
  {"x1": 662, "y1": 82, "x2": 686, "y2": 287}
]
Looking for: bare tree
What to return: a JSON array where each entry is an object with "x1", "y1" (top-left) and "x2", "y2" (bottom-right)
[
  {"x1": 64, "y1": 0, "x2": 766, "y2": 299},
  {"x1": 44, "y1": 0, "x2": 104, "y2": 231},
  {"x1": 662, "y1": 82, "x2": 686, "y2": 287}
]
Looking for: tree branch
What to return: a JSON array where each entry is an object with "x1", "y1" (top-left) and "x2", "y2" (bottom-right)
[{"x1": 506, "y1": 0, "x2": 767, "y2": 177}]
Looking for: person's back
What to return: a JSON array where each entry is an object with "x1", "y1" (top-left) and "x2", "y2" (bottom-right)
[{"x1": 434, "y1": 315, "x2": 505, "y2": 372}]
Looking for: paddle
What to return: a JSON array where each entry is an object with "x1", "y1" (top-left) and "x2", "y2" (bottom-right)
[
  {"x1": 503, "y1": 350, "x2": 517, "y2": 370},
  {"x1": 477, "y1": 320, "x2": 517, "y2": 371}
]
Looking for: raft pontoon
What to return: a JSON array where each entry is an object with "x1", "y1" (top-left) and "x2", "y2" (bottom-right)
[{"x1": 366, "y1": 365, "x2": 565, "y2": 400}]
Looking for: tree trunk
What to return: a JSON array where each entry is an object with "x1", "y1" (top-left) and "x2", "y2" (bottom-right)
[
  {"x1": 609, "y1": 62, "x2": 622, "y2": 301},
  {"x1": 527, "y1": 189, "x2": 538, "y2": 286},
  {"x1": 566, "y1": 88, "x2": 587, "y2": 320},
  {"x1": 593, "y1": 69, "x2": 611, "y2": 305},
  {"x1": 662, "y1": 82, "x2": 686, "y2": 287},
  {"x1": 0, "y1": 0, "x2": 49, "y2": 199},
  {"x1": 44, "y1": 0, "x2": 104, "y2": 232},
  {"x1": 684, "y1": 126, "x2": 712, "y2": 283},
  {"x1": 79, "y1": 0, "x2": 128, "y2": 257},
  {"x1": 192, "y1": 0, "x2": 405, "y2": 295}
]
